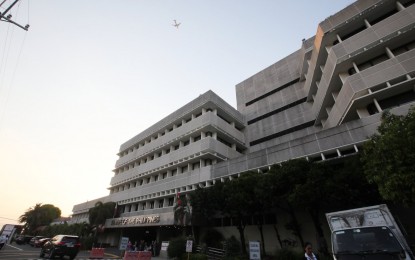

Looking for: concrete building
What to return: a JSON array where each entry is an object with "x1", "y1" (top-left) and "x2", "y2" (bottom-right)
[{"x1": 72, "y1": 0, "x2": 415, "y2": 252}]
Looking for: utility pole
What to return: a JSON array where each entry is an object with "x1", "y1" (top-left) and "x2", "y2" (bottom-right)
[{"x1": 0, "y1": 0, "x2": 29, "y2": 31}]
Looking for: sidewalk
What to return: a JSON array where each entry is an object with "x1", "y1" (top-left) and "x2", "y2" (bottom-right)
[{"x1": 98, "y1": 247, "x2": 167, "y2": 260}]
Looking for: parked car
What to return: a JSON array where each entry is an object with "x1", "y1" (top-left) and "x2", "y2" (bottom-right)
[
  {"x1": 15, "y1": 235, "x2": 33, "y2": 245},
  {"x1": 30, "y1": 236, "x2": 45, "y2": 247},
  {"x1": 0, "y1": 235, "x2": 8, "y2": 250},
  {"x1": 35, "y1": 237, "x2": 50, "y2": 248},
  {"x1": 40, "y1": 235, "x2": 80, "y2": 260}
]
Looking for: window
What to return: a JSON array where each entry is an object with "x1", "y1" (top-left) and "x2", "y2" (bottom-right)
[
  {"x1": 205, "y1": 159, "x2": 212, "y2": 166},
  {"x1": 150, "y1": 201, "x2": 154, "y2": 209},
  {"x1": 193, "y1": 162, "x2": 200, "y2": 170},
  {"x1": 183, "y1": 140, "x2": 190, "y2": 146},
  {"x1": 174, "y1": 145, "x2": 179, "y2": 150},
  {"x1": 168, "y1": 198, "x2": 174, "y2": 206},
  {"x1": 141, "y1": 204, "x2": 145, "y2": 210},
  {"x1": 162, "y1": 172, "x2": 167, "y2": 179},
  {"x1": 206, "y1": 132, "x2": 213, "y2": 137},
  {"x1": 181, "y1": 165, "x2": 188, "y2": 173},
  {"x1": 165, "y1": 149, "x2": 170, "y2": 154},
  {"x1": 154, "y1": 175, "x2": 159, "y2": 182},
  {"x1": 171, "y1": 169, "x2": 177, "y2": 176},
  {"x1": 193, "y1": 135, "x2": 201, "y2": 142},
  {"x1": 159, "y1": 200, "x2": 164, "y2": 208}
]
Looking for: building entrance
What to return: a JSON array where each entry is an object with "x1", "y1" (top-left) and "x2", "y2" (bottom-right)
[{"x1": 122, "y1": 226, "x2": 158, "y2": 250}]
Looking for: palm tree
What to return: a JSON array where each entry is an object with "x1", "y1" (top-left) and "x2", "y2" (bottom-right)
[
  {"x1": 19, "y1": 203, "x2": 61, "y2": 234},
  {"x1": 88, "y1": 201, "x2": 116, "y2": 245}
]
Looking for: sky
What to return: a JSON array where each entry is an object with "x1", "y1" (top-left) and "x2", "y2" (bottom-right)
[{"x1": 0, "y1": 0, "x2": 355, "y2": 228}]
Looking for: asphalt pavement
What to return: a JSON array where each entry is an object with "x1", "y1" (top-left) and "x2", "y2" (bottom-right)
[{"x1": 0, "y1": 243, "x2": 167, "y2": 260}]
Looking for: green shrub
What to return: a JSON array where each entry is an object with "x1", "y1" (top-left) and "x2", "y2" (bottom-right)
[
  {"x1": 80, "y1": 236, "x2": 94, "y2": 250},
  {"x1": 168, "y1": 236, "x2": 187, "y2": 259},
  {"x1": 274, "y1": 248, "x2": 303, "y2": 260},
  {"x1": 225, "y1": 236, "x2": 241, "y2": 257},
  {"x1": 200, "y1": 229, "x2": 224, "y2": 248},
  {"x1": 182, "y1": 253, "x2": 208, "y2": 260}
]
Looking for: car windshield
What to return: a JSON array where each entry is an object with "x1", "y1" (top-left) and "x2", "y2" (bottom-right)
[
  {"x1": 62, "y1": 237, "x2": 78, "y2": 244},
  {"x1": 333, "y1": 227, "x2": 404, "y2": 254}
]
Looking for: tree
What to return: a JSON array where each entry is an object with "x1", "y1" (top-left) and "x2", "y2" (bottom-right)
[
  {"x1": 19, "y1": 203, "x2": 61, "y2": 234},
  {"x1": 88, "y1": 201, "x2": 116, "y2": 227},
  {"x1": 267, "y1": 159, "x2": 310, "y2": 248},
  {"x1": 190, "y1": 182, "x2": 225, "y2": 227},
  {"x1": 88, "y1": 201, "x2": 116, "y2": 244},
  {"x1": 221, "y1": 173, "x2": 259, "y2": 256},
  {"x1": 361, "y1": 107, "x2": 415, "y2": 206}
]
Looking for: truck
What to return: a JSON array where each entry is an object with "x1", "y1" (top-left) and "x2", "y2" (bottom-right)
[{"x1": 326, "y1": 204, "x2": 414, "y2": 260}]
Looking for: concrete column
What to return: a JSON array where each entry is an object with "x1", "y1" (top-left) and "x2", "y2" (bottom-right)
[
  {"x1": 373, "y1": 98, "x2": 382, "y2": 112},
  {"x1": 385, "y1": 47, "x2": 394, "y2": 59},
  {"x1": 352, "y1": 62, "x2": 359, "y2": 74},
  {"x1": 356, "y1": 108, "x2": 370, "y2": 119},
  {"x1": 396, "y1": 1, "x2": 405, "y2": 11},
  {"x1": 336, "y1": 34, "x2": 342, "y2": 43}
]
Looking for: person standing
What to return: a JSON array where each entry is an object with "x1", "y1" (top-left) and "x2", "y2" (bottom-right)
[{"x1": 304, "y1": 242, "x2": 318, "y2": 260}]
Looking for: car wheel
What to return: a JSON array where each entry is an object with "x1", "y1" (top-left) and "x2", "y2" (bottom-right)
[
  {"x1": 48, "y1": 248, "x2": 55, "y2": 259},
  {"x1": 69, "y1": 254, "x2": 76, "y2": 260},
  {"x1": 39, "y1": 249, "x2": 45, "y2": 257}
]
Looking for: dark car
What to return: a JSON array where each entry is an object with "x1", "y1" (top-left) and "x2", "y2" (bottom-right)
[
  {"x1": 15, "y1": 235, "x2": 34, "y2": 245},
  {"x1": 35, "y1": 237, "x2": 50, "y2": 248},
  {"x1": 30, "y1": 236, "x2": 45, "y2": 247},
  {"x1": 40, "y1": 235, "x2": 80, "y2": 259}
]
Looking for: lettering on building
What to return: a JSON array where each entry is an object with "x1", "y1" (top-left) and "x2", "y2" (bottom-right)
[{"x1": 110, "y1": 215, "x2": 160, "y2": 226}]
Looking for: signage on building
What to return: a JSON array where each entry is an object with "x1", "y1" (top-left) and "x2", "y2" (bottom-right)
[
  {"x1": 186, "y1": 240, "x2": 193, "y2": 253},
  {"x1": 161, "y1": 241, "x2": 169, "y2": 251},
  {"x1": 249, "y1": 241, "x2": 261, "y2": 260},
  {"x1": 119, "y1": 237, "x2": 129, "y2": 250},
  {"x1": 110, "y1": 215, "x2": 160, "y2": 227}
]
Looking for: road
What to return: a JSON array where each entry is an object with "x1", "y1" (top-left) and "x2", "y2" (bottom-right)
[{"x1": 0, "y1": 243, "x2": 123, "y2": 260}]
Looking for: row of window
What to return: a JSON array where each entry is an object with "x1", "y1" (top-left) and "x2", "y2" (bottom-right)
[
  {"x1": 110, "y1": 159, "x2": 215, "y2": 194},
  {"x1": 245, "y1": 78, "x2": 300, "y2": 107},
  {"x1": 119, "y1": 108, "x2": 243, "y2": 158},
  {"x1": 114, "y1": 132, "x2": 226, "y2": 175},
  {"x1": 333, "y1": 0, "x2": 414, "y2": 46},
  {"x1": 119, "y1": 197, "x2": 176, "y2": 213}
]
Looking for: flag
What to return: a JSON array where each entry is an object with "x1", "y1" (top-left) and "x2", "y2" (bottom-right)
[{"x1": 113, "y1": 203, "x2": 118, "y2": 218}]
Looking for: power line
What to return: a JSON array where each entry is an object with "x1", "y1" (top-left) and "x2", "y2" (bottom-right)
[{"x1": 0, "y1": 216, "x2": 19, "y2": 221}]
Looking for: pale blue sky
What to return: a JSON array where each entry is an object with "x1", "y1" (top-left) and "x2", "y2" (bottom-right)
[{"x1": 0, "y1": 0, "x2": 354, "y2": 227}]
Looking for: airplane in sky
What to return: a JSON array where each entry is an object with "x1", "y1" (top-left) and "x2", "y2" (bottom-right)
[{"x1": 173, "y1": 20, "x2": 181, "y2": 29}]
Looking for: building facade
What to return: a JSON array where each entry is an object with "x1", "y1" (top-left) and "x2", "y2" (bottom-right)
[{"x1": 72, "y1": 0, "x2": 415, "y2": 252}]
